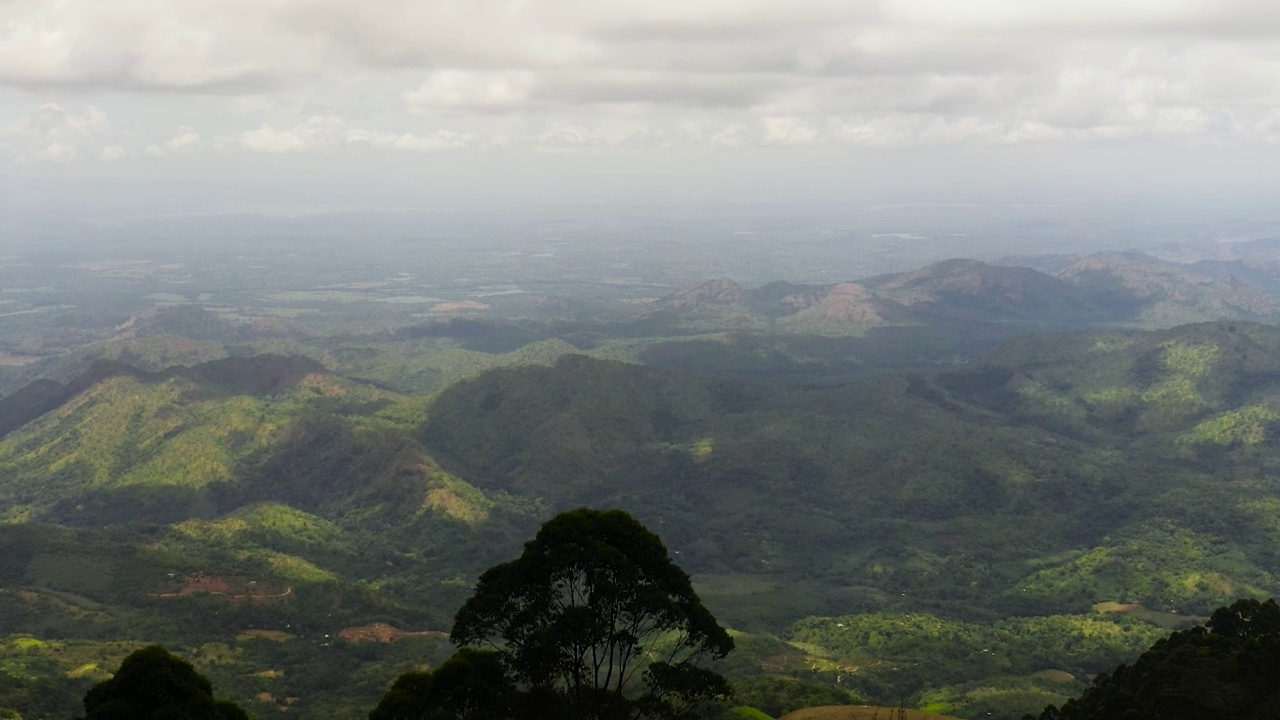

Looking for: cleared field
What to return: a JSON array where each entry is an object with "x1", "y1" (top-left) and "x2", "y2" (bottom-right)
[
  {"x1": 779, "y1": 706, "x2": 963, "y2": 720},
  {"x1": 1092, "y1": 600, "x2": 1202, "y2": 629}
]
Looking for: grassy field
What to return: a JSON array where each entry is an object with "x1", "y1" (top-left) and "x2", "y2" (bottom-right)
[{"x1": 780, "y1": 706, "x2": 963, "y2": 720}]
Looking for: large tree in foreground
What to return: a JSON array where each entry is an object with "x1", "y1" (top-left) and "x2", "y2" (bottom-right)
[
  {"x1": 450, "y1": 507, "x2": 734, "y2": 720},
  {"x1": 81, "y1": 645, "x2": 248, "y2": 720}
]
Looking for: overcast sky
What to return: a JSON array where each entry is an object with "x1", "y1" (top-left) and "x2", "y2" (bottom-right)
[{"x1": 5, "y1": 0, "x2": 1280, "y2": 215}]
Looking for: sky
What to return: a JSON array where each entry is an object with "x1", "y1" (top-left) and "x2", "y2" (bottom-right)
[{"x1": 4, "y1": 0, "x2": 1280, "y2": 218}]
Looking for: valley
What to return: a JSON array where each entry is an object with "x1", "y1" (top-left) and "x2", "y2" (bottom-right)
[{"x1": 5, "y1": 225, "x2": 1280, "y2": 718}]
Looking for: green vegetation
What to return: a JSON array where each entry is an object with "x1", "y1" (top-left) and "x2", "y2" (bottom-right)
[
  {"x1": 1029, "y1": 598, "x2": 1280, "y2": 719},
  {"x1": 9, "y1": 307, "x2": 1280, "y2": 718}
]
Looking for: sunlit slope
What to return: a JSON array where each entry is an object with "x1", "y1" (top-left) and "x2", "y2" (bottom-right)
[
  {"x1": 0, "y1": 355, "x2": 405, "y2": 522},
  {"x1": 950, "y1": 321, "x2": 1280, "y2": 441}
]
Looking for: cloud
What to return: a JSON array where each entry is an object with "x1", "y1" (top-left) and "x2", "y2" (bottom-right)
[
  {"x1": 144, "y1": 128, "x2": 203, "y2": 157},
  {"x1": 164, "y1": 130, "x2": 202, "y2": 153},
  {"x1": 0, "y1": 102, "x2": 111, "y2": 162},
  {"x1": 99, "y1": 145, "x2": 126, "y2": 161},
  {"x1": 240, "y1": 114, "x2": 346, "y2": 153},
  {"x1": 33, "y1": 140, "x2": 75, "y2": 161},
  {"x1": 3, "y1": 0, "x2": 1280, "y2": 154},
  {"x1": 235, "y1": 113, "x2": 474, "y2": 153},
  {"x1": 344, "y1": 128, "x2": 473, "y2": 152},
  {"x1": 0, "y1": 1, "x2": 280, "y2": 92},
  {"x1": 404, "y1": 71, "x2": 537, "y2": 112},
  {"x1": 761, "y1": 116, "x2": 819, "y2": 146}
]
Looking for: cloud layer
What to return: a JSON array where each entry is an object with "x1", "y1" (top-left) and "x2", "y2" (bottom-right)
[{"x1": 3, "y1": 0, "x2": 1280, "y2": 163}]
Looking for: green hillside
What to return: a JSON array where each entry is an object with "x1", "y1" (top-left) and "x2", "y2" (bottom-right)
[{"x1": 6, "y1": 321, "x2": 1280, "y2": 718}]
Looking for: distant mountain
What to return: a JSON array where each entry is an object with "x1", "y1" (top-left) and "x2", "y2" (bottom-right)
[
  {"x1": 1186, "y1": 256, "x2": 1280, "y2": 295},
  {"x1": 115, "y1": 304, "x2": 248, "y2": 343},
  {"x1": 1057, "y1": 252, "x2": 1280, "y2": 324},
  {"x1": 649, "y1": 277, "x2": 909, "y2": 334},
  {"x1": 646, "y1": 253, "x2": 1280, "y2": 341},
  {"x1": 990, "y1": 253, "x2": 1083, "y2": 275},
  {"x1": 774, "y1": 282, "x2": 905, "y2": 329},
  {"x1": 859, "y1": 258, "x2": 1101, "y2": 324},
  {"x1": 660, "y1": 277, "x2": 748, "y2": 309}
]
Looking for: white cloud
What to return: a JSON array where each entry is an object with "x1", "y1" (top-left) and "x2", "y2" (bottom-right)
[
  {"x1": 33, "y1": 140, "x2": 75, "y2": 161},
  {"x1": 142, "y1": 128, "x2": 203, "y2": 157},
  {"x1": 235, "y1": 113, "x2": 473, "y2": 153},
  {"x1": 99, "y1": 145, "x2": 126, "y2": 161},
  {"x1": 4, "y1": 0, "x2": 1280, "y2": 158},
  {"x1": 345, "y1": 127, "x2": 473, "y2": 151},
  {"x1": 164, "y1": 129, "x2": 202, "y2": 153},
  {"x1": 238, "y1": 114, "x2": 347, "y2": 153},
  {"x1": 240, "y1": 124, "x2": 307, "y2": 153},
  {"x1": 0, "y1": 103, "x2": 112, "y2": 162},
  {"x1": 404, "y1": 70, "x2": 537, "y2": 111},
  {"x1": 761, "y1": 117, "x2": 818, "y2": 146},
  {"x1": 711, "y1": 123, "x2": 751, "y2": 148}
]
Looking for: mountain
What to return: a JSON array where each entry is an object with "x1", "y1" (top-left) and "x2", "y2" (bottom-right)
[
  {"x1": 114, "y1": 305, "x2": 249, "y2": 343},
  {"x1": 859, "y1": 258, "x2": 1101, "y2": 324},
  {"x1": 12, "y1": 249, "x2": 1280, "y2": 719},
  {"x1": 637, "y1": 249, "x2": 1280, "y2": 342},
  {"x1": 774, "y1": 283, "x2": 905, "y2": 330},
  {"x1": 648, "y1": 278, "x2": 908, "y2": 334},
  {"x1": 0, "y1": 354, "x2": 407, "y2": 525},
  {"x1": 1187, "y1": 256, "x2": 1280, "y2": 296},
  {"x1": 661, "y1": 277, "x2": 749, "y2": 309},
  {"x1": 1057, "y1": 252, "x2": 1280, "y2": 325},
  {"x1": 0, "y1": 378, "x2": 69, "y2": 439}
]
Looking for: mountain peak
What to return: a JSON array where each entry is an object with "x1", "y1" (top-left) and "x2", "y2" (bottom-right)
[{"x1": 661, "y1": 277, "x2": 747, "y2": 309}]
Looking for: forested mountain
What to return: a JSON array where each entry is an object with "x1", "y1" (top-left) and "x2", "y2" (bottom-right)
[{"x1": 7, "y1": 250, "x2": 1280, "y2": 719}]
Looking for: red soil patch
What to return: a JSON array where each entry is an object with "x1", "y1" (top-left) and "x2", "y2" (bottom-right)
[{"x1": 150, "y1": 573, "x2": 292, "y2": 602}]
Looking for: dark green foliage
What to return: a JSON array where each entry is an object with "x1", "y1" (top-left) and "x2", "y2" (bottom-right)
[
  {"x1": 1033, "y1": 599, "x2": 1280, "y2": 720},
  {"x1": 220, "y1": 412, "x2": 427, "y2": 515},
  {"x1": 82, "y1": 645, "x2": 248, "y2": 720},
  {"x1": 0, "y1": 378, "x2": 70, "y2": 438},
  {"x1": 731, "y1": 676, "x2": 855, "y2": 717},
  {"x1": 0, "y1": 672, "x2": 84, "y2": 719},
  {"x1": 368, "y1": 649, "x2": 516, "y2": 720},
  {"x1": 450, "y1": 508, "x2": 734, "y2": 720}
]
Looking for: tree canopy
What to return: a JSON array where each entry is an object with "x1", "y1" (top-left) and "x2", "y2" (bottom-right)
[
  {"x1": 444, "y1": 507, "x2": 734, "y2": 720},
  {"x1": 368, "y1": 648, "x2": 517, "y2": 720},
  {"x1": 81, "y1": 645, "x2": 248, "y2": 720},
  {"x1": 1032, "y1": 598, "x2": 1280, "y2": 720}
]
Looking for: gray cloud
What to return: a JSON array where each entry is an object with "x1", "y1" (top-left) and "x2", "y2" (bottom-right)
[{"x1": 1, "y1": 0, "x2": 1280, "y2": 164}]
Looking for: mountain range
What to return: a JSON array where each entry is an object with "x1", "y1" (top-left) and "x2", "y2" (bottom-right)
[{"x1": 7, "y1": 247, "x2": 1280, "y2": 719}]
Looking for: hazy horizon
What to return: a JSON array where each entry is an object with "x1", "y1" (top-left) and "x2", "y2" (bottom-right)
[{"x1": 5, "y1": 0, "x2": 1280, "y2": 242}]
